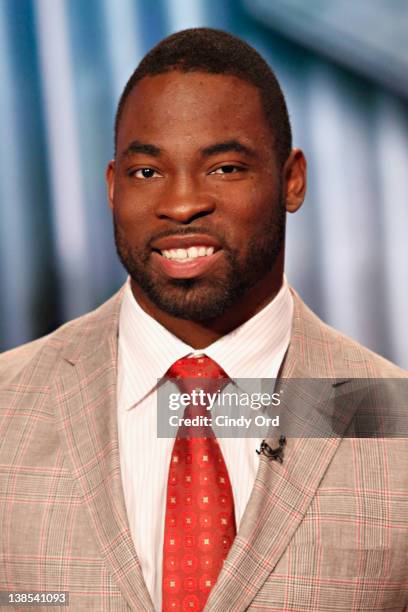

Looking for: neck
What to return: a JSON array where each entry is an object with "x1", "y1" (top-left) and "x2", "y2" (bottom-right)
[{"x1": 131, "y1": 264, "x2": 284, "y2": 350}]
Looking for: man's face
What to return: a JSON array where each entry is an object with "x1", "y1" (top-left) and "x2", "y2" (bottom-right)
[{"x1": 108, "y1": 71, "x2": 286, "y2": 321}]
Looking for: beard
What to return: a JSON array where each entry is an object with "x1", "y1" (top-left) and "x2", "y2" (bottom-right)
[{"x1": 114, "y1": 200, "x2": 285, "y2": 322}]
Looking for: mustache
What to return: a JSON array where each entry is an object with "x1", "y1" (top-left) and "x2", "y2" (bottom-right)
[{"x1": 147, "y1": 227, "x2": 227, "y2": 249}]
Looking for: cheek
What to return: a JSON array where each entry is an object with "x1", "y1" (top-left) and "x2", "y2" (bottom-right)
[
  {"x1": 112, "y1": 200, "x2": 149, "y2": 247},
  {"x1": 221, "y1": 189, "x2": 280, "y2": 250},
  {"x1": 222, "y1": 184, "x2": 277, "y2": 226},
  {"x1": 113, "y1": 177, "x2": 165, "y2": 225},
  {"x1": 113, "y1": 187, "x2": 147, "y2": 228}
]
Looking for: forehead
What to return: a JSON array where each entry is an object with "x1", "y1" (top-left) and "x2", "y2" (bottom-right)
[{"x1": 117, "y1": 71, "x2": 274, "y2": 153}]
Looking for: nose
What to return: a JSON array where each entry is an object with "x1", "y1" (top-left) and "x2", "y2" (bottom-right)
[{"x1": 155, "y1": 175, "x2": 215, "y2": 224}]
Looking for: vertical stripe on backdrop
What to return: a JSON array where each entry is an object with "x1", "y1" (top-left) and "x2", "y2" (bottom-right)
[
  {"x1": 64, "y1": 0, "x2": 126, "y2": 302},
  {"x1": 102, "y1": 0, "x2": 144, "y2": 103},
  {"x1": 0, "y1": 4, "x2": 33, "y2": 347},
  {"x1": 164, "y1": 0, "x2": 207, "y2": 33},
  {"x1": 306, "y1": 63, "x2": 390, "y2": 358},
  {"x1": 375, "y1": 94, "x2": 408, "y2": 368},
  {"x1": 34, "y1": 0, "x2": 92, "y2": 319}
]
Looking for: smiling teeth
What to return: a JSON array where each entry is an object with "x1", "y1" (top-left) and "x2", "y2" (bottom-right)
[{"x1": 162, "y1": 246, "x2": 215, "y2": 260}]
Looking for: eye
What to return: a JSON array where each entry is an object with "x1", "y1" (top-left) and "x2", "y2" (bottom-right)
[
  {"x1": 209, "y1": 165, "x2": 244, "y2": 175},
  {"x1": 129, "y1": 167, "x2": 162, "y2": 179}
]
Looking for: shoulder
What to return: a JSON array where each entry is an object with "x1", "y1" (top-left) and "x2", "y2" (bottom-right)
[
  {"x1": 289, "y1": 288, "x2": 407, "y2": 378},
  {"x1": 0, "y1": 288, "x2": 124, "y2": 389},
  {"x1": 288, "y1": 289, "x2": 407, "y2": 437}
]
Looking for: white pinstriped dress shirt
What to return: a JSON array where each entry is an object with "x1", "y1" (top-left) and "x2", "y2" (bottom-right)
[{"x1": 117, "y1": 277, "x2": 293, "y2": 610}]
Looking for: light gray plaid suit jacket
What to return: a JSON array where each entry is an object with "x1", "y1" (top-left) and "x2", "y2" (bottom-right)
[{"x1": 1, "y1": 286, "x2": 407, "y2": 611}]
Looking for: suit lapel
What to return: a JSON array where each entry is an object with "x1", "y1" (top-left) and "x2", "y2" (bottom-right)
[
  {"x1": 52, "y1": 290, "x2": 155, "y2": 612},
  {"x1": 205, "y1": 290, "x2": 357, "y2": 612}
]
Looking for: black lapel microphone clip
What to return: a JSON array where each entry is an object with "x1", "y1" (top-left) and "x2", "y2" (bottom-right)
[{"x1": 256, "y1": 435, "x2": 286, "y2": 463}]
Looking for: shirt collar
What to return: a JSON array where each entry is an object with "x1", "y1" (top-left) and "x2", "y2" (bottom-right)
[{"x1": 118, "y1": 277, "x2": 293, "y2": 409}]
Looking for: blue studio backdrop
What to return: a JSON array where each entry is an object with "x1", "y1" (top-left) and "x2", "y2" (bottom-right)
[{"x1": 1, "y1": 0, "x2": 408, "y2": 368}]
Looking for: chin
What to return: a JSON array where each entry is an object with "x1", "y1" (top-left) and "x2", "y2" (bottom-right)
[{"x1": 138, "y1": 277, "x2": 235, "y2": 321}]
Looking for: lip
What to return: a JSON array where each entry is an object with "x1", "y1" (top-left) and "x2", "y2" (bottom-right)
[
  {"x1": 151, "y1": 233, "x2": 222, "y2": 252},
  {"x1": 151, "y1": 249, "x2": 224, "y2": 279}
]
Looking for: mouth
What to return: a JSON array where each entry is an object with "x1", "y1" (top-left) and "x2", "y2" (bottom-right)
[
  {"x1": 154, "y1": 244, "x2": 218, "y2": 260},
  {"x1": 150, "y1": 234, "x2": 224, "y2": 279}
]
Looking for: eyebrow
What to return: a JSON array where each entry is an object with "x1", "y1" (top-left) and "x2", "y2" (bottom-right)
[
  {"x1": 200, "y1": 140, "x2": 258, "y2": 159},
  {"x1": 121, "y1": 140, "x2": 162, "y2": 159},
  {"x1": 120, "y1": 138, "x2": 258, "y2": 160}
]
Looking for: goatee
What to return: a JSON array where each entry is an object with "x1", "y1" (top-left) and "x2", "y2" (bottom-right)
[{"x1": 114, "y1": 202, "x2": 285, "y2": 321}]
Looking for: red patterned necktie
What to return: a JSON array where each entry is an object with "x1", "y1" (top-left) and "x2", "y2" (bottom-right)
[{"x1": 162, "y1": 356, "x2": 237, "y2": 612}]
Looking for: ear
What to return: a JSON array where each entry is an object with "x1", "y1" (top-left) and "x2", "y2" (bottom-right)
[
  {"x1": 283, "y1": 149, "x2": 307, "y2": 213},
  {"x1": 106, "y1": 160, "x2": 115, "y2": 211}
]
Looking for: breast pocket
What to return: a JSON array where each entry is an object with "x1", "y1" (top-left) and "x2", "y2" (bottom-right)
[
  {"x1": 285, "y1": 546, "x2": 406, "y2": 580},
  {"x1": 250, "y1": 547, "x2": 408, "y2": 611}
]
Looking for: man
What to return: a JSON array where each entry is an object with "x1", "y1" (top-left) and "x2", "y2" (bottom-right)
[{"x1": 0, "y1": 28, "x2": 407, "y2": 612}]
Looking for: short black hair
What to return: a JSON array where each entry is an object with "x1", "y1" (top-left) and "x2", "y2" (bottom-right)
[{"x1": 114, "y1": 28, "x2": 292, "y2": 167}]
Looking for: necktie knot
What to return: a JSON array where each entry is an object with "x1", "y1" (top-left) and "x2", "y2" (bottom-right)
[
  {"x1": 167, "y1": 355, "x2": 229, "y2": 397},
  {"x1": 167, "y1": 354, "x2": 228, "y2": 380}
]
